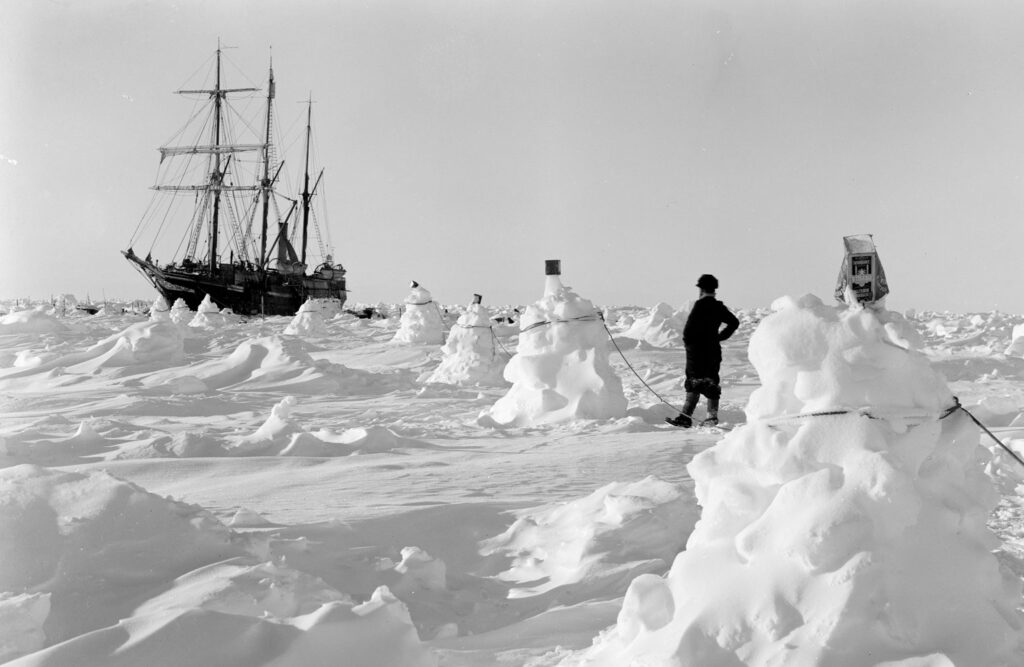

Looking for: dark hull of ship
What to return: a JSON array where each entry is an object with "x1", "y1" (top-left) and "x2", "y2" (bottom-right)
[{"x1": 123, "y1": 251, "x2": 346, "y2": 316}]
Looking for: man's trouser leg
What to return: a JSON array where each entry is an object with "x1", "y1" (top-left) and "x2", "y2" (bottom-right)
[
  {"x1": 684, "y1": 376, "x2": 721, "y2": 425},
  {"x1": 703, "y1": 378, "x2": 722, "y2": 425},
  {"x1": 667, "y1": 386, "x2": 700, "y2": 427},
  {"x1": 705, "y1": 396, "x2": 720, "y2": 425}
]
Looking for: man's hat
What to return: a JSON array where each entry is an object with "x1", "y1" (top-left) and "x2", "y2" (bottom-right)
[{"x1": 696, "y1": 274, "x2": 719, "y2": 290}]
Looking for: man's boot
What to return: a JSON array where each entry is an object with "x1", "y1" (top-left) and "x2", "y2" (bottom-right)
[
  {"x1": 667, "y1": 392, "x2": 699, "y2": 428},
  {"x1": 705, "y1": 396, "x2": 720, "y2": 426}
]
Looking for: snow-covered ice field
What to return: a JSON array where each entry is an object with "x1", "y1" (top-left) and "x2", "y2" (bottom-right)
[{"x1": 3, "y1": 295, "x2": 1024, "y2": 665}]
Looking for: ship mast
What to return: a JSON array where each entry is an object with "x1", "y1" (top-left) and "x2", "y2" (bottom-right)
[
  {"x1": 157, "y1": 45, "x2": 260, "y2": 270},
  {"x1": 300, "y1": 96, "x2": 325, "y2": 267},
  {"x1": 300, "y1": 97, "x2": 312, "y2": 266},
  {"x1": 209, "y1": 46, "x2": 224, "y2": 273},
  {"x1": 259, "y1": 56, "x2": 276, "y2": 269}
]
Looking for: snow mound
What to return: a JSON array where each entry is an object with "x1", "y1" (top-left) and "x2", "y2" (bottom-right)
[
  {"x1": 285, "y1": 299, "x2": 329, "y2": 337},
  {"x1": 482, "y1": 477, "x2": 694, "y2": 599},
  {"x1": 392, "y1": 284, "x2": 446, "y2": 345},
  {"x1": 149, "y1": 295, "x2": 172, "y2": 322},
  {"x1": 424, "y1": 302, "x2": 507, "y2": 386},
  {"x1": 0, "y1": 309, "x2": 67, "y2": 335},
  {"x1": 483, "y1": 275, "x2": 626, "y2": 426},
  {"x1": 188, "y1": 294, "x2": 225, "y2": 329},
  {"x1": 169, "y1": 298, "x2": 192, "y2": 325},
  {"x1": 569, "y1": 295, "x2": 1024, "y2": 666},
  {"x1": 746, "y1": 294, "x2": 952, "y2": 423}
]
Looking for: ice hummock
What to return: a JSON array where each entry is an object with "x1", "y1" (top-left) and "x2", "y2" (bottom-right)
[
  {"x1": 392, "y1": 283, "x2": 446, "y2": 345},
  {"x1": 619, "y1": 302, "x2": 689, "y2": 348},
  {"x1": 424, "y1": 298, "x2": 507, "y2": 387},
  {"x1": 483, "y1": 272, "x2": 626, "y2": 426},
  {"x1": 567, "y1": 294, "x2": 1024, "y2": 666}
]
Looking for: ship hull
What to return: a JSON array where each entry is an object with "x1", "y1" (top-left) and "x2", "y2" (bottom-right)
[{"x1": 123, "y1": 252, "x2": 346, "y2": 316}]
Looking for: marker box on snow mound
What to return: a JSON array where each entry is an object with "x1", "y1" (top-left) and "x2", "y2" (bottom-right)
[{"x1": 834, "y1": 234, "x2": 889, "y2": 305}]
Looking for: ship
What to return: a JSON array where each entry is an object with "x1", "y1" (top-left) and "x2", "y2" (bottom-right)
[{"x1": 123, "y1": 47, "x2": 347, "y2": 316}]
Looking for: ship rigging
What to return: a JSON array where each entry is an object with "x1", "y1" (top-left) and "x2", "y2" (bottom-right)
[{"x1": 123, "y1": 47, "x2": 346, "y2": 316}]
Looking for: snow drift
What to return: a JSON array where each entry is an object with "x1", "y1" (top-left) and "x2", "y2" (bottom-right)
[
  {"x1": 482, "y1": 477, "x2": 696, "y2": 599},
  {"x1": 0, "y1": 465, "x2": 436, "y2": 666}
]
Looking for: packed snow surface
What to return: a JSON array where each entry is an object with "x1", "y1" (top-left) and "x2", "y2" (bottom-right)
[{"x1": 2, "y1": 295, "x2": 1024, "y2": 666}]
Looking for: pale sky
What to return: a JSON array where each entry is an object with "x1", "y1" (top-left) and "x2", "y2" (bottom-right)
[{"x1": 4, "y1": 0, "x2": 1024, "y2": 313}]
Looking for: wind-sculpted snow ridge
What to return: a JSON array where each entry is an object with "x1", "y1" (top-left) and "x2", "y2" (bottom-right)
[
  {"x1": 482, "y1": 277, "x2": 626, "y2": 427},
  {"x1": 1, "y1": 419, "x2": 115, "y2": 466},
  {"x1": 481, "y1": 477, "x2": 696, "y2": 600},
  {"x1": 0, "y1": 320, "x2": 186, "y2": 393},
  {"x1": 618, "y1": 302, "x2": 689, "y2": 348},
  {"x1": 0, "y1": 592, "x2": 49, "y2": 662},
  {"x1": 82, "y1": 320, "x2": 185, "y2": 368},
  {"x1": 142, "y1": 335, "x2": 375, "y2": 394},
  {"x1": 226, "y1": 396, "x2": 434, "y2": 457},
  {"x1": 565, "y1": 293, "x2": 1024, "y2": 666},
  {"x1": 0, "y1": 465, "x2": 436, "y2": 667},
  {"x1": 424, "y1": 302, "x2": 508, "y2": 387},
  {"x1": 0, "y1": 309, "x2": 69, "y2": 335}
]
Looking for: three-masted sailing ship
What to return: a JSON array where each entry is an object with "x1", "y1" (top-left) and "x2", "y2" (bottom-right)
[{"x1": 123, "y1": 48, "x2": 346, "y2": 316}]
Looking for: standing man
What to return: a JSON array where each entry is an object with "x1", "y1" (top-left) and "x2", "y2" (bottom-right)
[{"x1": 667, "y1": 274, "x2": 740, "y2": 428}]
